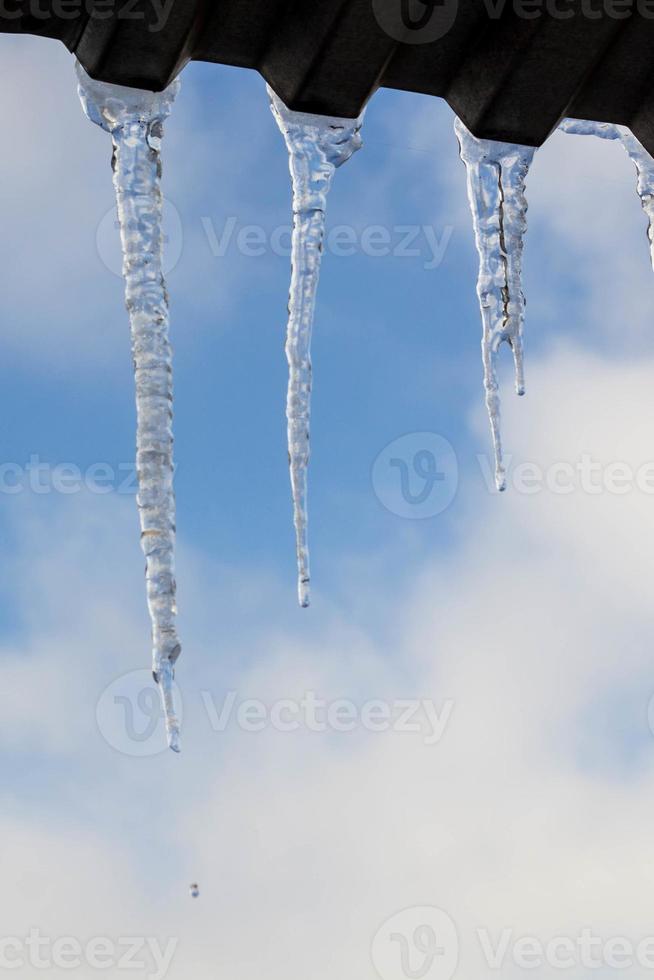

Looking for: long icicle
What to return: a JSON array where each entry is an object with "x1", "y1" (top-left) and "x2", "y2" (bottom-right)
[
  {"x1": 455, "y1": 118, "x2": 536, "y2": 492},
  {"x1": 269, "y1": 88, "x2": 364, "y2": 607},
  {"x1": 77, "y1": 64, "x2": 182, "y2": 752}
]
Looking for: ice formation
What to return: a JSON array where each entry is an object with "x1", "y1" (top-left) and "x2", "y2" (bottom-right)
[
  {"x1": 455, "y1": 113, "x2": 654, "y2": 494},
  {"x1": 455, "y1": 118, "x2": 536, "y2": 491},
  {"x1": 560, "y1": 118, "x2": 654, "y2": 275},
  {"x1": 76, "y1": 63, "x2": 182, "y2": 753},
  {"x1": 269, "y1": 88, "x2": 364, "y2": 607},
  {"x1": 72, "y1": 49, "x2": 654, "y2": 756}
]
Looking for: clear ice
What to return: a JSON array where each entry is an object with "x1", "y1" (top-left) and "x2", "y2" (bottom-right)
[
  {"x1": 455, "y1": 118, "x2": 536, "y2": 492},
  {"x1": 269, "y1": 87, "x2": 364, "y2": 607},
  {"x1": 560, "y1": 118, "x2": 654, "y2": 275},
  {"x1": 77, "y1": 63, "x2": 182, "y2": 753}
]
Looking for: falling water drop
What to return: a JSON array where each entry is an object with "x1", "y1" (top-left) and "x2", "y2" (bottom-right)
[
  {"x1": 76, "y1": 63, "x2": 182, "y2": 753},
  {"x1": 269, "y1": 87, "x2": 364, "y2": 607},
  {"x1": 455, "y1": 117, "x2": 536, "y2": 492}
]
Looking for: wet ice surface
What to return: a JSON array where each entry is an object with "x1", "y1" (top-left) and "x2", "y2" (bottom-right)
[
  {"x1": 456, "y1": 113, "x2": 654, "y2": 496},
  {"x1": 269, "y1": 88, "x2": 364, "y2": 607},
  {"x1": 560, "y1": 118, "x2": 654, "y2": 276},
  {"x1": 455, "y1": 118, "x2": 536, "y2": 492},
  {"x1": 73, "y1": 53, "x2": 654, "y2": 753},
  {"x1": 558, "y1": 118, "x2": 621, "y2": 140},
  {"x1": 77, "y1": 63, "x2": 182, "y2": 752}
]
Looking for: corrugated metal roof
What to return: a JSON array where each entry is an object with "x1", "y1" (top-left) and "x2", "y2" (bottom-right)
[{"x1": 6, "y1": 1, "x2": 654, "y2": 151}]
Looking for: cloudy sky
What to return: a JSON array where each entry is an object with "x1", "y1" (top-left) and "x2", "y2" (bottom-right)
[{"x1": 2, "y1": 27, "x2": 654, "y2": 980}]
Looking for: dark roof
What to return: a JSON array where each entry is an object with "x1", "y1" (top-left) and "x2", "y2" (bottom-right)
[{"x1": 8, "y1": 1, "x2": 654, "y2": 153}]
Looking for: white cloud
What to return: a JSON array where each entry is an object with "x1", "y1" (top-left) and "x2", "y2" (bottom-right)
[
  {"x1": 0, "y1": 337, "x2": 654, "y2": 976},
  {"x1": 3, "y1": 38, "x2": 654, "y2": 980}
]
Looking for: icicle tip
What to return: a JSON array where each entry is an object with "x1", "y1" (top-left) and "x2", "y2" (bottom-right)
[
  {"x1": 154, "y1": 659, "x2": 182, "y2": 753},
  {"x1": 299, "y1": 579, "x2": 311, "y2": 609}
]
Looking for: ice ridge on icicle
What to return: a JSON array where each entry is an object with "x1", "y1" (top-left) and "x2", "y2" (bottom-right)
[
  {"x1": 76, "y1": 63, "x2": 182, "y2": 753},
  {"x1": 269, "y1": 87, "x2": 364, "y2": 608},
  {"x1": 455, "y1": 118, "x2": 536, "y2": 492}
]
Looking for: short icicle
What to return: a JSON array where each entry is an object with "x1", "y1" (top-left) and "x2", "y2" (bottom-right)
[
  {"x1": 76, "y1": 63, "x2": 182, "y2": 752},
  {"x1": 269, "y1": 87, "x2": 364, "y2": 607},
  {"x1": 455, "y1": 118, "x2": 536, "y2": 492}
]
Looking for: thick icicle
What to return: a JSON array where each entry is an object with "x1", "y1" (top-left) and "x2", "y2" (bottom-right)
[
  {"x1": 269, "y1": 88, "x2": 364, "y2": 607},
  {"x1": 455, "y1": 118, "x2": 536, "y2": 492},
  {"x1": 77, "y1": 64, "x2": 182, "y2": 753}
]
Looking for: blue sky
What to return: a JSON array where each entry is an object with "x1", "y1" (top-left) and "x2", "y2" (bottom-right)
[{"x1": 4, "y1": 28, "x2": 654, "y2": 980}]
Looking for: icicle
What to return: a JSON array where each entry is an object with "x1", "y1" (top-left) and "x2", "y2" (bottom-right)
[
  {"x1": 558, "y1": 118, "x2": 621, "y2": 141},
  {"x1": 269, "y1": 87, "x2": 364, "y2": 607},
  {"x1": 455, "y1": 118, "x2": 536, "y2": 492},
  {"x1": 560, "y1": 117, "x2": 654, "y2": 283},
  {"x1": 621, "y1": 131, "x2": 654, "y2": 270},
  {"x1": 76, "y1": 64, "x2": 182, "y2": 753}
]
